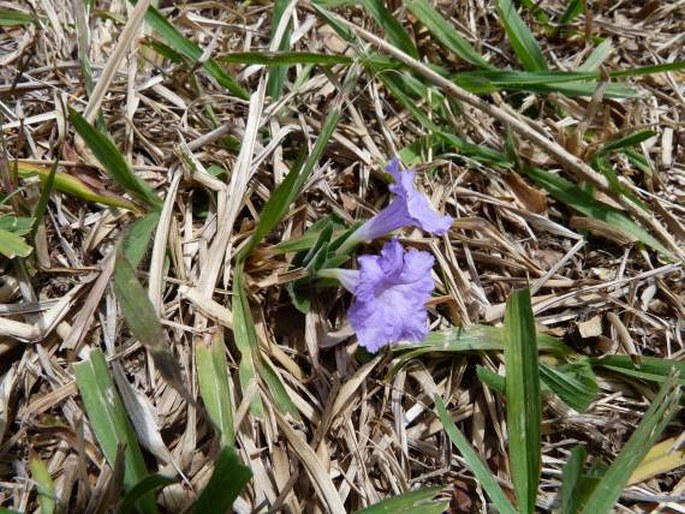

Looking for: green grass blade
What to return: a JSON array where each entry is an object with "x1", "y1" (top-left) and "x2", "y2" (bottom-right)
[
  {"x1": 405, "y1": 0, "x2": 491, "y2": 69},
  {"x1": 29, "y1": 451, "x2": 55, "y2": 514},
  {"x1": 68, "y1": 107, "x2": 161, "y2": 209},
  {"x1": 232, "y1": 263, "x2": 264, "y2": 417},
  {"x1": 0, "y1": 7, "x2": 35, "y2": 26},
  {"x1": 363, "y1": 0, "x2": 420, "y2": 59},
  {"x1": 579, "y1": 373, "x2": 682, "y2": 513},
  {"x1": 354, "y1": 487, "x2": 448, "y2": 514},
  {"x1": 435, "y1": 395, "x2": 517, "y2": 514},
  {"x1": 560, "y1": 445, "x2": 588, "y2": 513},
  {"x1": 73, "y1": 349, "x2": 156, "y2": 514},
  {"x1": 223, "y1": 51, "x2": 351, "y2": 66},
  {"x1": 504, "y1": 288, "x2": 541, "y2": 513},
  {"x1": 578, "y1": 39, "x2": 613, "y2": 71},
  {"x1": 539, "y1": 360, "x2": 598, "y2": 412},
  {"x1": 137, "y1": 3, "x2": 249, "y2": 100},
  {"x1": 591, "y1": 355, "x2": 685, "y2": 385},
  {"x1": 191, "y1": 447, "x2": 252, "y2": 514},
  {"x1": 113, "y1": 247, "x2": 191, "y2": 402},
  {"x1": 609, "y1": 60, "x2": 685, "y2": 78},
  {"x1": 196, "y1": 333, "x2": 235, "y2": 448},
  {"x1": 558, "y1": 0, "x2": 583, "y2": 26},
  {"x1": 30, "y1": 158, "x2": 58, "y2": 238},
  {"x1": 121, "y1": 211, "x2": 161, "y2": 269},
  {"x1": 497, "y1": 0, "x2": 547, "y2": 71},
  {"x1": 523, "y1": 166, "x2": 669, "y2": 255},
  {"x1": 17, "y1": 161, "x2": 139, "y2": 212},
  {"x1": 266, "y1": 0, "x2": 291, "y2": 100},
  {"x1": 118, "y1": 474, "x2": 176, "y2": 514}
]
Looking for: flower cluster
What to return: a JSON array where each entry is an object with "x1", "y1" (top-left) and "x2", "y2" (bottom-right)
[{"x1": 321, "y1": 158, "x2": 452, "y2": 353}]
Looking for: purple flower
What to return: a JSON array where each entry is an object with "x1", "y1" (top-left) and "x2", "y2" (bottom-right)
[
  {"x1": 343, "y1": 158, "x2": 452, "y2": 250},
  {"x1": 320, "y1": 238, "x2": 435, "y2": 353}
]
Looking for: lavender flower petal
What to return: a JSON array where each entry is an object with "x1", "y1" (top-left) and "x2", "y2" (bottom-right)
[{"x1": 348, "y1": 238, "x2": 435, "y2": 353}]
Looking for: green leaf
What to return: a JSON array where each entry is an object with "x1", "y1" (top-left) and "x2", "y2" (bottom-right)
[
  {"x1": 435, "y1": 395, "x2": 517, "y2": 514},
  {"x1": 68, "y1": 107, "x2": 161, "y2": 209},
  {"x1": 73, "y1": 349, "x2": 156, "y2": 514},
  {"x1": 354, "y1": 487, "x2": 448, "y2": 514},
  {"x1": 222, "y1": 51, "x2": 352, "y2": 66},
  {"x1": 363, "y1": 0, "x2": 419, "y2": 59},
  {"x1": 557, "y1": 0, "x2": 583, "y2": 26},
  {"x1": 0, "y1": 228, "x2": 32, "y2": 258},
  {"x1": 578, "y1": 39, "x2": 613, "y2": 72},
  {"x1": 137, "y1": 3, "x2": 249, "y2": 100},
  {"x1": 523, "y1": 166, "x2": 670, "y2": 255},
  {"x1": 29, "y1": 451, "x2": 55, "y2": 514},
  {"x1": 191, "y1": 447, "x2": 252, "y2": 514},
  {"x1": 497, "y1": 0, "x2": 548, "y2": 71},
  {"x1": 113, "y1": 247, "x2": 191, "y2": 402},
  {"x1": 266, "y1": 0, "x2": 292, "y2": 100},
  {"x1": 504, "y1": 288, "x2": 541, "y2": 514},
  {"x1": 560, "y1": 446, "x2": 595, "y2": 513},
  {"x1": 405, "y1": 0, "x2": 491, "y2": 68},
  {"x1": 579, "y1": 373, "x2": 682, "y2": 513},
  {"x1": 590, "y1": 355, "x2": 685, "y2": 385},
  {"x1": 121, "y1": 211, "x2": 161, "y2": 269},
  {"x1": 196, "y1": 333, "x2": 235, "y2": 448},
  {"x1": 118, "y1": 474, "x2": 176, "y2": 514},
  {"x1": 0, "y1": 7, "x2": 35, "y2": 26},
  {"x1": 31, "y1": 158, "x2": 58, "y2": 238},
  {"x1": 540, "y1": 360, "x2": 598, "y2": 412}
]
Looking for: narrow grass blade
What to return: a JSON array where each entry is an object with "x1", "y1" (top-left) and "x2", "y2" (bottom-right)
[
  {"x1": 0, "y1": 7, "x2": 35, "y2": 26},
  {"x1": 523, "y1": 166, "x2": 669, "y2": 255},
  {"x1": 113, "y1": 247, "x2": 191, "y2": 402},
  {"x1": 118, "y1": 474, "x2": 176, "y2": 514},
  {"x1": 363, "y1": 0, "x2": 419, "y2": 59},
  {"x1": 69, "y1": 108, "x2": 161, "y2": 209},
  {"x1": 29, "y1": 450, "x2": 55, "y2": 514},
  {"x1": 222, "y1": 51, "x2": 352, "y2": 66},
  {"x1": 196, "y1": 332, "x2": 234, "y2": 448},
  {"x1": 560, "y1": 445, "x2": 589, "y2": 513},
  {"x1": 30, "y1": 158, "x2": 58, "y2": 238},
  {"x1": 17, "y1": 161, "x2": 138, "y2": 211},
  {"x1": 191, "y1": 447, "x2": 252, "y2": 514},
  {"x1": 137, "y1": 3, "x2": 248, "y2": 100},
  {"x1": 73, "y1": 349, "x2": 156, "y2": 514},
  {"x1": 266, "y1": 0, "x2": 291, "y2": 100},
  {"x1": 591, "y1": 355, "x2": 685, "y2": 385},
  {"x1": 579, "y1": 373, "x2": 682, "y2": 513},
  {"x1": 539, "y1": 360, "x2": 598, "y2": 412},
  {"x1": 355, "y1": 487, "x2": 448, "y2": 514},
  {"x1": 497, "y1": 0, "x2": 547, "y2": 71},
  {"x1": 405, "y1": 0, "x2": 491, "y2": 68},
  {"x1": 503, "y1": 288, "x2": 541, "y2": 514},
  {"x1": 121, "y1": 211, "x2": 160, "y2": 269},
  {"x1": 232, "y1": 263, "x2": 264, "y2": 416},
  {"x1": 578, "y1": 39, "x2": 613, "y2": 71},
  {"x1": 557, "y1": 0, "x2": 583, "y2": 26},
  {"x1": 435, "y1": 395, "x2": 517, "y2": 514}
]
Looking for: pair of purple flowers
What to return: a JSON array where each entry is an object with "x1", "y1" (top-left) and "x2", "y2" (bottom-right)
[{"x1": 320, "y1": 158, "x2": 452, "y2": 353}]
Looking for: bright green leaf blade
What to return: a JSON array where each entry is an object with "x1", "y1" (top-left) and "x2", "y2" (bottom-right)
[
  {"x1": 137, "y1": 3, "x2": 249, "y2": 100},
  {"x1": 68, "y1": 107, "x2": 161, "y2": 209},
  {"x1": 31, "y1": 158, "x2": 58, "y2": 238},
  {"x1": 405, "y1": 0, "x2": 491, "y2": 68},
  {"x1": 435, "y1": 395, "x2": 517, "y2": 514},
  {"x1": 0, "y1": 228, "x2": 32, "y2": 258},
  {"x1": 191, "y1": 447, "x2": 252, "y2": 514},
  {"x1": 0, "y1": 7, "x2": 35, "y2": 26},
  {"x1": 223, "y1": 51, "x2": 351, "y2": 66},
  {"x1": 113, "y1": 247, "x2": 191, "y2": 402},
  {"x1": 17, "y1": 161, "x2": 139, "y2": 211},
  {"x1": 523, "y1": 166, "x2": 670, "y2": 255},
  {"x1": 363, "y1": 0, "x2": 420, "y2": 59},
  {"x1": 504, "y1": 288, "x2": 541, "y2": 514},
  {"x1": 540, "y1": 360, "x2": 598, "y2": 412},
  {"x1": 73, "y1": 349, "x2": 156, "y2": 514},
  {"x1": 354, "y1": 487, "x2": 448, "y2": 514},
  {"x1": 121, "y1": 211, "x2": 161, "y2": 269},
  {"x1": 579, "y1": 373, "x2": 682, "y2": 513},
  {"x1": 590, "y1": 355, "x2": 685, "y2": 385},
  {"x1": 560, "y1": 445, "x2": 588, "y2": 514},
  {"x1": 29, "y1": 451, "x2": 55, "y2": 514},
  {"x1": 266, "y1": 0, "x2": 291, "y2": 100},
  {"x1": 196, "y1": 333, "x2": 235, "y2": 448},
  {"x1": 118, "y1": 474, "x2": 176, "y2": 514},
  {"x1": 558, "y1": 0, "x2": 583, "y2": 26},
  {"x1": 497, "y1": 0, "x2": 548, "y2": 71}
]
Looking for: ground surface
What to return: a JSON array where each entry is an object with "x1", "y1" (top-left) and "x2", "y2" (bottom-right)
[{"x1": 0, "y1": 1, "x2": 684, "y2": 513}]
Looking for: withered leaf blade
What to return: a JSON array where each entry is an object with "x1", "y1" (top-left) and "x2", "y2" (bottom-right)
[{"x1": 113, "y1": 245, "x2": 194, "y2": 405}]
